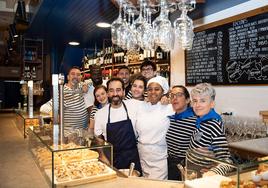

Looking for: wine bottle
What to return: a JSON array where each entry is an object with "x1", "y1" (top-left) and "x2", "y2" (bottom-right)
[
  {"x1": 139, "y1": 48, "x2": 144, "y2": 61},
  {"x1": 156, "y1": 47, "x2": 163, "y2": 60}
]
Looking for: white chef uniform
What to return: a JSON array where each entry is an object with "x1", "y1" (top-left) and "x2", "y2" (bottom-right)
[{"x1": 135, "y1": 101, "x2": 173, "y2": 180}]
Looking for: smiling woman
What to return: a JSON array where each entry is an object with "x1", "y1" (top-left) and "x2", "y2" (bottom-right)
[
  {"x1": 135, "y1": 76, "x2": 173, "y2": 180},
  {"x1": 186, "y1": 83, "x2": 233, "y2": 177},
  {"x1": 166, "y1": 85, "x2": 196, "y2": 180}
]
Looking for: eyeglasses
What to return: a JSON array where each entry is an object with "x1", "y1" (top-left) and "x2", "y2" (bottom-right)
[
  {"x1": 141, "y1": 67, "x2": 153, "y2": 72},
  {"x1": 169, "y1": 92, "x2": 185, "y2": 99}
]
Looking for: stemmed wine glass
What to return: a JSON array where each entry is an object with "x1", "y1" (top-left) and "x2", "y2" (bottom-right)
[
  {"x1": 111, "y1": 0, "x2": 124, "y2": 46},
  {"x1": 140, "y1": 7, "x2": 155, "y2": 50},
  {"x1": 126, "y1": 9, "x2": 139, "y2": 51},
  {"x1": 174, "y1": 0, "x2": 195, "y2": 50},
  {"x1": 152, "y1": 0, "x2": 175, "y2": 51}
]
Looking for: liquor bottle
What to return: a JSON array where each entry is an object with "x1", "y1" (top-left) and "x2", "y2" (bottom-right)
[
  {"x1": 151, "y1": 49, "x2": 155, "y2": 58},
  {"x1": 139, "y1": 48, "x2": 144, "y2": 61},
  {"x1": 113, "y1": 46, "x2": 118, "y2": 64},
  {"x1": 118, "y1": 48, "x2": 124, "y2": 64},
  {"x1": 109, "y1": 47, "x2": 113, "y2": 65},
  {"x1": 156, "y1": 47, "x2": 163, "y2": 60}
]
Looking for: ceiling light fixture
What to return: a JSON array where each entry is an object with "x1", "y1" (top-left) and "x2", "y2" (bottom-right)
[
  {"x1": 96, "y1": 22, "x2": 111, "y2": 28},
  {"x1": 68, "y1": 41, "x2": 80, "y2": 46}
]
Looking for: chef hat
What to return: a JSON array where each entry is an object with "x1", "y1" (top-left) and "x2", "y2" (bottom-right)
[{"x1": 147, "y1": 76, "x2": 169, "y2": 94}]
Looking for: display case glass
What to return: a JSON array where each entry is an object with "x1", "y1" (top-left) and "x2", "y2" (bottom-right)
[
  {"x1": 28, "y1": 126, "x2": 115, "y2": 187},
  {"x1": 15, "y1": 110, "x2": 42, "y2": 138},
  {"x1": 184, "y1": 147, "x2": 268, "y2": 188}
]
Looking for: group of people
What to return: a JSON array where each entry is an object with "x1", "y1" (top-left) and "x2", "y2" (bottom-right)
[{"x1": 40, "y1": 60, "x2": 232, "y2": 181}]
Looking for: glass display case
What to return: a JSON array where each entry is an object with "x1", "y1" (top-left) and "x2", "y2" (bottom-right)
[
  {"x1": 184, "y1": 147, "x2": 268, "y2": 188},
  {"x1": 28, "y1": 126, "x2": 115, "y2": 188},
  {"x1": 15, "y1": 110, "x2": 42, "y2": 138}
]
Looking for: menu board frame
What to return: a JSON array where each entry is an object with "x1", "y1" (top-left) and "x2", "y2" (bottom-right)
[{"x1": 185, "y1": 5, "x2": 268, "y2": 86}]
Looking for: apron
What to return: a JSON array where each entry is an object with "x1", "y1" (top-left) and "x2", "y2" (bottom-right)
[{"x1": 106, "y1": 102, "x2": 142, "y2": 174}]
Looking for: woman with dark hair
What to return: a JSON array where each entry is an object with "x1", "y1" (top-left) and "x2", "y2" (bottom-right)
[
  {"x1": 130, "y1": 75, "x2": 147, "y2": 101},
  {"x1": 166, "y1": 85, "x2": 197, "y2": 180},
  {"x1": 89, "y1": 85, "x2": 109, "y2": 131},
  {"x1": 135, "y1": 76, "x2": 173, "y2": 180}
]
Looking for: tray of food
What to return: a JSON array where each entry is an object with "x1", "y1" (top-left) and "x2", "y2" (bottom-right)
[
  {"x1": 220, "y1": 162, "x2": 268, "y2": 188},
  {"x1": 250, "y1": 162, "x2": 268, "y2": 187},
  {"x1": 45, "y1": 160, "x2": 116, "y2": 186},
  {"x1": 31, "y1": 143, "x2": 100, "y2": 168}
]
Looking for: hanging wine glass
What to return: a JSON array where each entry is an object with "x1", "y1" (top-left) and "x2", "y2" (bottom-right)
[
  {"x1": 152, "y1": 0, "x2": 174, "y2": 51},
  {"x1": 126, "y1": 9, "x2": 139, "y2": 51},
  {"x1": 135, "y1": 1, "x2": 148, "y2": 48},
  {"x1": 111, "y1": 0, "x2": 124, "y2": 45},
  {"x1": 174, "y1": 0, "x2": 196, "y2": 50},
  {"x1": 178, "y1": 0, "x2": 196, "y2": 12},
  {"x1": 134, "y1": 0, "x2": 145, "y2": 29},
  {"x1": 140, "y1": 8, "x2": 154, "y2": 50},
  {"x1": 174, "y1": 11, "x2": 194, "y2": 50},
  {"x1": 117, "y1": 3, "x2": 130, "y2": 50}
]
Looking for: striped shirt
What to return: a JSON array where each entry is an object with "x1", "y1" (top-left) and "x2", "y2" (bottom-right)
[
  {"x1": 40, "y1": 99, "x2": 53, "y2": 114},
  {"x1": 166, "y1": 116, "x2": 197, "y2": 158},
  {"x1": 125, "y1": 90, "x2": 133, "y2": 100},
  {"x1": 63, "y1": 85, "x2": 89, "y2": 136},
  {"x1": 90, "y1": 106, "x2": 99, "y2": 120},
  {"x1": 186, "y1": 119, "x2": 232, "y2": 175}
]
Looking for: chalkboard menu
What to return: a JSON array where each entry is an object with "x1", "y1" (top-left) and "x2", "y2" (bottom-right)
[{"x1": 186, "y1": 10, "x2": 268, "y2": 85}]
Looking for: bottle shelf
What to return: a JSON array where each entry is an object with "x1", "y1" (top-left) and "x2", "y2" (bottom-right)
[
  {"x1": 82, "y1": 40, "x2": 170, "y2": 83},
  {"x1": 23, "y1": 60, "x2": 42, "y2": 64},
  {"x1": 22, "y1": 39, "x2": 43, "y2": 81}
]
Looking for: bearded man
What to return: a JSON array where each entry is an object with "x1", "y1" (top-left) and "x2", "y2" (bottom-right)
[
  {"x1": 63, "y1": 66, "x2": 89, "y2": 136},
  {"x1": 94, "y1": 77, "x2": 142, "y2": 174}
]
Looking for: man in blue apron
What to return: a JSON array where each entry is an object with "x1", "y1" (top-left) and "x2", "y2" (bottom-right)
[{"x1": 94, "y1": 77, "x2": 142, "y2": 174}]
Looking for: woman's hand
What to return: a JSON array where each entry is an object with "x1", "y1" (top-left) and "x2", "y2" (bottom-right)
[
  {"x1": 160, "y1": 95, "x2": 170, "y2": 105},
  {"x1": 82, "y1": 83, "x2": 89, "y2": 93}
]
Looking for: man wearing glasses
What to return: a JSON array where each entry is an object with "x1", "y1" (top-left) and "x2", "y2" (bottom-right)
[
  {"x1": 140, "y1": 60, "x2": 157, "y2": 98},
  {"x1": 140, "y1": 60, "x2": 157, "y2": 81}
]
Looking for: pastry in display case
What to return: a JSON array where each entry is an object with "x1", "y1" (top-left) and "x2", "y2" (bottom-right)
[
  {"x1": 184, "y1": 147, "x2": 268, "y2": 188},
  {"x1": 28, "y1": 126, "x2": 116, "y2": 187},
  {"x1": 15, "y1": 110, "x2": 43, "y2": 138}
]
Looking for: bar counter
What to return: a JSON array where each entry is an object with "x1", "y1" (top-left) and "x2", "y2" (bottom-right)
[
  {"x1": 228, "y1": 137, "x2": 268, "y2": 158},
  {"x1": 74, "y1": 177, "x2": 183, "y2": 188}
]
